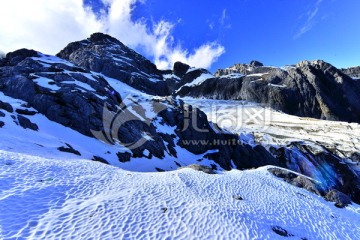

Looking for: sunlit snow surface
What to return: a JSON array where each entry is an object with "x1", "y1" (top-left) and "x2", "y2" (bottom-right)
[
  {"x1": 0, "y1": 151, "x2": 359, "y2": 239},
  {"x1": 182, "y1": 97, "x2": 360, "y2": 156}
]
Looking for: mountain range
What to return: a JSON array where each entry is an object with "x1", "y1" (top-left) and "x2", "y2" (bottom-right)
[{"x1": 0, "y1": 32, "x2": 359, "y2": 239}]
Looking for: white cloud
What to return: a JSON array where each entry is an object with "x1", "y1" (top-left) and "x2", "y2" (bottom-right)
[
  {"x1": 0, "y1": 0, "x2": 225, "y2": 69},
  {"x1": 220, "y1": 9, "x2": 227, "y2": 25},
  {"x1": 0, "y1": 0, "x2": 103, "y2": 55},
  {"x1": 294, "y1": 0, "x2": 324, "y2": 39},
  {"x1": 219, "y1": 8, "x2": 231, "y2": 29}
]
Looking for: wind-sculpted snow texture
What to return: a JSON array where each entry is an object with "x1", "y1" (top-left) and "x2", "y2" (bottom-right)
[{"x1": 0, "y1": 151, "x2": 359, "y2": 239}]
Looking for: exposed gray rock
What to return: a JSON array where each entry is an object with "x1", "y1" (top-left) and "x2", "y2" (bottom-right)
[
  {"x1": 341, "y1": 66, "x2": 360, "y2": 79},
  {"x1": 214, "y1": 61, "x2": 271, "y2": 76},
  {"x1": 325, "y1": 189, "x2": 352, "y2": 208},
  {"x1": 180, "y1": 164, "x2": 216, "y2": 174},
  {"x1": 291, "y1": 176, "x2": 321, "y2": 195},
  {"x1": 268, "y1": 167, "x2": 320, "y2": 195},
  {"x1": 268, "y1": 168, "x2": 297, "y2": 180}
]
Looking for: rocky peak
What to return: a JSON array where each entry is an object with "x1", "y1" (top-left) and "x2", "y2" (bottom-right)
[
  {"x1": 173, "y1": 61, "x2": 190, "y2": 77},
  {"x1": 57, "y1": 33, "x2": 169, "y2": 96},
  {"x1": 249, "y1": 60, "x2": 263, "y2": 67},
  {"x1": 214, "y1": 60, "x2": 268, "y2": 77},
  {"x1": 0, "y1": 49, "x2": 39, "y2": 66},
  {"x1": 88, "y1": 32, "x2": 122, "y2": 45}
]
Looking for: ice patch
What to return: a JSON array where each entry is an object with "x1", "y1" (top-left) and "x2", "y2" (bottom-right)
[{"x1": 183, "y1": 73, "x2": 214, "y2": 87}]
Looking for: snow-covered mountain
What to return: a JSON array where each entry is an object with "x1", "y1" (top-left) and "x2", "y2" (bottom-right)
[
  {"x1": 177, "y1": 60, "x2": 360, "y2": 123},
  {"x1": 0, "y1": 33, "x2": 359, "y2": 239}
]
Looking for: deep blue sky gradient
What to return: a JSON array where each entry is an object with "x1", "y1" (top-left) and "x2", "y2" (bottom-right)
[{"x1": 84, "y1": 0, "x2": 360, "y2": 71}]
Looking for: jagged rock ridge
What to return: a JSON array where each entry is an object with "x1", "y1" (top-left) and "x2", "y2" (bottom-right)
[{"x1": 341, "y1": 66, "x2": 360, "y2": 79}]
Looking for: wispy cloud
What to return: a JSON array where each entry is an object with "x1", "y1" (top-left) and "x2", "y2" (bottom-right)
[
  {"x1": 294, "y1": 0, "x2": 324, "y2": 39},
  {"x1": 220, "y1": 9, "x2": 231, "y2": 29},
  {"x1": 0, "y1": 0, "x2": 225, "y2": 70}
]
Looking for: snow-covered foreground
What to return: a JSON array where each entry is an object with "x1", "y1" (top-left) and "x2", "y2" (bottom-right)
[{"x1": 1, "y1": 151, "x2": 359, "y2": 239}]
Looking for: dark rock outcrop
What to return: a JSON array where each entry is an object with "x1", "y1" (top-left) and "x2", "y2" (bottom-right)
[
  {"x1": 0, "y1": 49, "x2": 39, "y2": 67},
  {"x1": 58, "y1": 144, "x2": 81, "y2": 156},
  {"x1": 0, "y1": 100, "x2": 13, "y2": 113},
  {"x1": 0, "y1": 49, "x2": 122, "y2": 137},
  {"x1": 173, "y1": 61, "x2": 190, "y2": 77},
  {"x1": 17, "y1": 115, "x2": 38, "y2": 131},
  {"x1": 271, "y1": 226, "x2": 294, "y2": 237},
  {"x1": 57, "y1": 32, "x2": 169, "y2": 96},
  {"x1": 92, "y1": 156, "x2": 110, "y2": 165},
  {"x1": 164, "y1": 63, "x2": 212, "y2": 93}
]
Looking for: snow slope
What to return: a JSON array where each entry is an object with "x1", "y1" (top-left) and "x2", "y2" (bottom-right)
[{"x1": 0, "y1": 150, "x2": 359, "y2": 239}]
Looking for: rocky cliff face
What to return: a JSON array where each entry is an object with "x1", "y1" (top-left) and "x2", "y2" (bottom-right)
[
  {"x1": 0, "y1": 33, "x2": 360, "y2": 204},
  {"x1": 214, "y1": 60, "x2": 268, "y2": 76},
  {"x1": 177, "y1": 60, "x2": 360, "y2": 123}
]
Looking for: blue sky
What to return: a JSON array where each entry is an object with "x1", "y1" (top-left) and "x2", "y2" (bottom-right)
[
  {"x1": 1, "y1": 0, "x2": 359, "y2": 72},
  {"x1": 85, "y1": 0, "x2": 360, "y2": 71}
]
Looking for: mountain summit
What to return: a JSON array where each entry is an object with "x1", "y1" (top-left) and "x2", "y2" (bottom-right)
[{"x1": 57, "y1": 32, "x2": 169, "y2": 96}]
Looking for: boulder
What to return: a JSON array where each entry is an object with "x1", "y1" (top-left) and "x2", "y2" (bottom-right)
[
  {"x1": 180, "y1": 164, "x2": 216, "y2": 174},
  {"x1": 324, "y1": 189, "x2": 352, "y2": 208}
]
